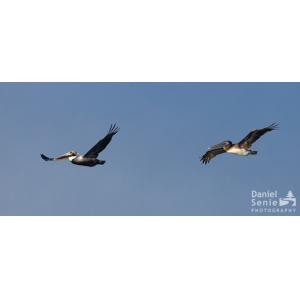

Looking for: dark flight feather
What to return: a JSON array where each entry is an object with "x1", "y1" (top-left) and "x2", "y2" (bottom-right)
[
  {"x1": 84, "y1": 124, "x2": 119, "y2": 158},
  {"x1": 238, "y1": 123, "x2": 279, "y2": 149},
  {"x1": 200, "y1": 146, "x2": 226, "y2": 164},
  {"x1": 41, "y1": 154, "x2": 54, "y2": 161}
]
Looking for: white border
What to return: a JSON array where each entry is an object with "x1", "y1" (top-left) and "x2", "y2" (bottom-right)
[
  {"x1": 0, "y1": 0, "x2": 300, "y2": 82},
  {"x1": 0, "y1": 217, "x2": 299, "y2": 300}
]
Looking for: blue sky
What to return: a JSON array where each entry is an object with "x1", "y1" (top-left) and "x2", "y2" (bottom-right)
[{"x1": 0, "y1": 83, "x2": 299, "y2": 215}]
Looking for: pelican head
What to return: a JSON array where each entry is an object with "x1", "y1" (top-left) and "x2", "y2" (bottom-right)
[
  {"x1": 209, "y1": 140, "x2": 233, "y2": 151},
  {"x1": 65, "y1": 150, "x2": 78, "y2": 161},
  {"x1": 222, "y1": 140, "x2": 233, "y2": 151},
  {"x1": 223, "y1": 140, "x2": 233, "y2": 146},
  {"x1": 68, "y1": 150, "x2": 78, "y2": 157}
]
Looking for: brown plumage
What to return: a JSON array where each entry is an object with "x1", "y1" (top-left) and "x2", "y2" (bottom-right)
[
  {"x1": 200, "y1": 143, "x2": 229, "y2": 165},
  {"x1": 200, "y1": 123, "x2": 279, "y2": 165},
  {"x1": 238, "y1": 123, "x2": 279, "y2": 149}
]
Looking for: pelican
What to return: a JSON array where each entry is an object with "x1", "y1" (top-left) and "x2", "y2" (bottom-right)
[
  {"x1": 200, "y1": 123, "x2": 279, "y2": 164},
  {"x1": 41, "y1": 124, "x2": 119, "y2": 167}
]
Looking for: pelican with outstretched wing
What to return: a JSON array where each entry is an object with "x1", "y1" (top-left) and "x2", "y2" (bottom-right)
[
  {"x1": 200, "y1": 123, "x2": 279, "y2": 165},
  {"x1": 41, "y1": 124, "x2": 119, "y2": 167}
]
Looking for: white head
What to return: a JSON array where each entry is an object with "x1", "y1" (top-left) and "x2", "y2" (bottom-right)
[{"x1": 66, "y1": 150, "x2": 78, "y2": 161}]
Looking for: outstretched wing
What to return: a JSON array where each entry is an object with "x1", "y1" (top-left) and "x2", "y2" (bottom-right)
[
  {"x1": 40, "y1": 152, "x2": 71, "y2": 162},
  {"x1": 84, "y1": 124, "x2": 119, "y2": 158},
  {"x1": 238, "y1": 123, "x2": 279, "y2": 149},
  {"x1": 200, "y1": 143, "x2": 227, "y2": 165}
]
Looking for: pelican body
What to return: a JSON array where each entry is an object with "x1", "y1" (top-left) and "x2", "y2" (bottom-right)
[
  {"x1": 71, "y1": 155, "x2": 106, "y2": 167},
  {"x1": 200, "y1": 123, "x2": 278, "y2": 164},
  {"x1": 41, "y1": 124, "x2": 119, "y2": 167}
]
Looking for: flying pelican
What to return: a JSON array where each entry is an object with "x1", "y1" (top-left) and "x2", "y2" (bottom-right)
[
  {"x1": 41, "y1": 124, "x2": 119, "y2": 167},
  {"x1": 200, "y1": 123, "x2": 279, "y2": 164}
]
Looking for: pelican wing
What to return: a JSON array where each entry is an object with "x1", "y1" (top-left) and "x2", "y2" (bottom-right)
[
  {"x1": 200, "y1": 143, "x2": 227, "y2": 165},
  {"x1": 238, "y1": 123, "x2": 279, "y2": 149},
  {"x1": 41, "y1": 154, "x2": 54, "y2": 161},
  {"x1": 40, "y1": 153, "x2": 70, "y2": 161},
  {"x1": 84, "y1": 124, "x2": 119, "y2": 158}
]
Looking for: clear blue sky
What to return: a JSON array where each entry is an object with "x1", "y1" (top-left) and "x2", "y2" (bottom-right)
[{"x1": 0, "y1": 83, "x2": 299, "y2": 215}]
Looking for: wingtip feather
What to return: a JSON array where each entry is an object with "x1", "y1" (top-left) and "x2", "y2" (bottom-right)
[
  {"x1": 269, "y1": 123, "x2": 279, "y2": 130},
  {"x1": 41, "y1": 154, "x2": 51, "y2": 161},
  {"x1": 108, "y1": 123, "x2": 120, "y2": 135},
  {"x1": 200, "y1": 155, "x2": 210, "y2": 165}
]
